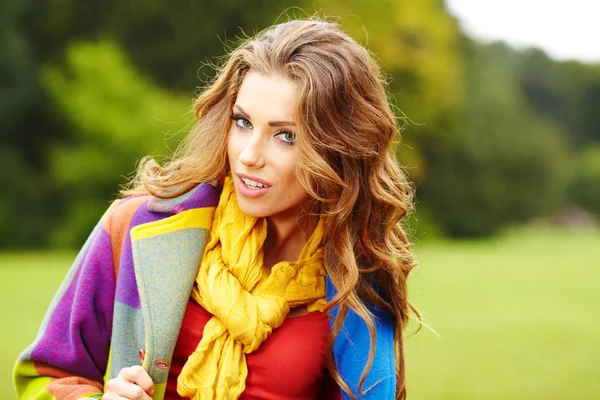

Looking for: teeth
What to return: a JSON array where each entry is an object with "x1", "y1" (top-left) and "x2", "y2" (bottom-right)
[{"x1": 241, "y1": 178, "x2": 266, "y2": 189}]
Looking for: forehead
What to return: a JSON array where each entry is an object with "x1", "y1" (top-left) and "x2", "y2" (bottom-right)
[{"x1": 235, "y1": 71, "x2": 299, "y2": 121}]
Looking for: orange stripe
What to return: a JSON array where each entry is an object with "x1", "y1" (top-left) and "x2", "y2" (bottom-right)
[{"x1": 102, "y1": 195, "x2": 150, "y2": 279}]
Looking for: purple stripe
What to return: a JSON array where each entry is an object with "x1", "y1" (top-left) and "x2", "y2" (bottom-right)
[
  {"x1": 32, "y1": 227, "x2": 115, "y2": 379},
  {"x1": 178, "y1": 183, "x2": 220, "y2": 211},
  {"x1": 114, "y1": 201, "x2": 162, "y2": 308},
  {"x1": 146, "y1": 183, "x2": 220, "y2": 215}
]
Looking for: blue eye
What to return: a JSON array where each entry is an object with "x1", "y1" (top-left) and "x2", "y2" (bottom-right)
[
  {"x1": 275, "y1": 131, "x2": 296, "y2": 145},
  {"x1": 231, "y1": 115, "x2": 252, "y2": 129}
]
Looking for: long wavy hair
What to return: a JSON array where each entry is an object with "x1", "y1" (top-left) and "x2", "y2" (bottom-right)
[{"x1": 124, "y1": 18, "x2": 416, "y2": 399}]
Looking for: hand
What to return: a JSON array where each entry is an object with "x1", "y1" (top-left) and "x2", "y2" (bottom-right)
[{"x1": 103, "y1": 366, "x2": 154, "y2": 399}]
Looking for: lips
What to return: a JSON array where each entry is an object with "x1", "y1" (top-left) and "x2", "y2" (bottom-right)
[
  {"x1": 241, "y1": 177, "x2": 267, "y2": 189},
  {"x1": 236, "y1": 173, "x2": 272, "y2": 187},
  {"x1": 234, "y1": 173, "x2": 271, "y2": 199}
]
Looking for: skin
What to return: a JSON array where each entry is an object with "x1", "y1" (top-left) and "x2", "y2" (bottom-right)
[
  {"x1": 103, "y1": 366, "x2": 154, "y2": 400},
  {"x1": 227, "y1": 71, "x2": 316, "y2": 271},
  {"x1": 105, "y1": 71, "x2": 316, "y2": 398}
]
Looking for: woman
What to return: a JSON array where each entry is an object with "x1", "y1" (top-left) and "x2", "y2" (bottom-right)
[{"x1": 14, "y1": 19, "x2": 416, "y2": 400}]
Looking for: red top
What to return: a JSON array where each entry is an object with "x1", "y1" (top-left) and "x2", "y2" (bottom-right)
[{"x1": 165, "y1": 300, "x2": 341, "y2": 400}]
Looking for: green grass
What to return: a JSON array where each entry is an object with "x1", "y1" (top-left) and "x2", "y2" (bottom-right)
[
  {"x1": 1, "y1": 227, "x2": 599, "y2": 400},
  {"x1": 1, "y1": 252, "x2": 77, "y2": 400},
  {"x1": 406, "y1": 227, "x2": 600, "y2": 400}
]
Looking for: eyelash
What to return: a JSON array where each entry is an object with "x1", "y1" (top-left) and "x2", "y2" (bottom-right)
[{"x1": 229, "y1": 114, "x2": 296, "y2": 146}]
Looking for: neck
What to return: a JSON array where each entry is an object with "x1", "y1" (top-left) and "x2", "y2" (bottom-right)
[{"x1": 263, "y1": 208, "x2": 318, "y2": 270}]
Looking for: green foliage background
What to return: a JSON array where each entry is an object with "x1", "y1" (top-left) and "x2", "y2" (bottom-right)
[
  {"x1": 2, "y1": 2, "x2": 600, "y2": 399},
  {"x1": 2, "y1": 0, "x2": 599, "y2": 245}
]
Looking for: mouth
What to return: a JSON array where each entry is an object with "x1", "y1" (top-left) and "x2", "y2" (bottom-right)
[
  {"x1": 236, "y1": 173, "x2": 271, "y2": 188},
  {"x1": 235, "y1": 173, "x2": 271, "y2": 199},
  {"x1": 241, "y1": 177, "x2": 267, "y2": 189}
]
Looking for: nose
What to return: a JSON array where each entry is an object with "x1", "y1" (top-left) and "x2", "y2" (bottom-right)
[{"x1": 238, "y1": 131, "x2": 265, "y2": 168}]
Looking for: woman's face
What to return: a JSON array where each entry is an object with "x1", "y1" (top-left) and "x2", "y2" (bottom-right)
[{"x1": 227, "y1": 71, "x2": 308, "y2": 222}]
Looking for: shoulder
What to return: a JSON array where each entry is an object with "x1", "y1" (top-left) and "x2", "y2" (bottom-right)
[
  {"x1": 103, "y1": 182, "x2": 221, "y2": 232},
  {"x1": 326, "y1": 276, "x2": 396, "y2": 399},
  {"x1": 103, "y1": 194, "x2": 151, "y2": 234}
]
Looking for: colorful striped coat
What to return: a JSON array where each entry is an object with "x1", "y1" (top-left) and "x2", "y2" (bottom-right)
[{"x1": 14, "y1": 182, "x2": 397, "y2": 399}]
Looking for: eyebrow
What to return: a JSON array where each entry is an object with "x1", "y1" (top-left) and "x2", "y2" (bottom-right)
[{"x1": 233, "y1": 104, "x2": 296, "y2": 127}]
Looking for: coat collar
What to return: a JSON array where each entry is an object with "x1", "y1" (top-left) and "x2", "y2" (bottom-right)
[
  {"x1": 146, "y1": 182, "x2": 221, "y2": 215},
  {"x1": 130, "y1": 183, "x2": 219, "y2": 387}
]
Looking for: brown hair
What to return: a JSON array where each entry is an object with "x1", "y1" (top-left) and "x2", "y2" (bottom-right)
[{"x1": 125, "y1": 18, "x2": 416, "y2": 399}]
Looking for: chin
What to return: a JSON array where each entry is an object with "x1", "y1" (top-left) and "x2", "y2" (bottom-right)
[{"x1": 235, "y1": 199, "x2": 271, "y2": 218}]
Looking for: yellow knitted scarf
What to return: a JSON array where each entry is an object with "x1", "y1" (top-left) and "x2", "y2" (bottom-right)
[{"x1": 177, "y1": 176, "x2": 327, "y2": 400}]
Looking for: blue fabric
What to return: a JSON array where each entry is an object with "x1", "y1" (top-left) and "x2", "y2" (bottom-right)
[{"x1": 326, "y1": 276, "x2": 396, "y2": 399}]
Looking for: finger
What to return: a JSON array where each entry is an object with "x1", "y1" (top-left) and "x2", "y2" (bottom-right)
[
  {"x1": 105, "y1": 379, "x2": 152, "y2": 400},
  {"x1": 101, "y1": 391, "x2": 128, "y2": 400},
  {"x1": 118, "y1": 366, "x2": 155, "y2": 396}
]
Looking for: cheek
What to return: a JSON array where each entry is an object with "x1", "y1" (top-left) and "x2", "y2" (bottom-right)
[
  {"x1": 226, "y1": 131, "x2": 237, "y2": 163},
  {"x1": 276, "y1": 157, "x2": 298, "y2": 185},
  {"x1": 282, "y1": 169, "x2": 306, "y2": 200}
]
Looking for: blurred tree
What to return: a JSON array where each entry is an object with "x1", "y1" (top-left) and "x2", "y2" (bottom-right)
[
  {"x1": 419, "y1": 41, "x2": 569, "y2": 237},
  {"x1": 3, "y1": 0, "x2": 599, "y2": 247},
  {"x1": 306, "y1": 0, "x2": 465, "y2": 182},
  {"x1": 42, "y1": 40, "x2": 191, "y2": 247},
  {"x1": 107, "y1": 0, "x2": 299, "y2": 89},
  {"x1": 2, "y1": 0, "x2": 291, "y2": 248},
  {"x1": 23, "y1": 0, "x2": 297, "y2": 89},
  {"x1": 579, "y1": 77, "x2": 600, "y2": 145},
  {"x1": 514, "y1": 48, "x2": 600, "y2": 220},
  {"x1": 517, "y1": 49, "x2": 600, "y2": 147},
  {"x1": 568, "y1": 145, "x2": 600, "y2": 218},
  {"x1": 0, "y1": 0, "x2": 66, "y2": 247},
  {"x1": 0, "y1": 0, "x2": 37, "y2": 134}
]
